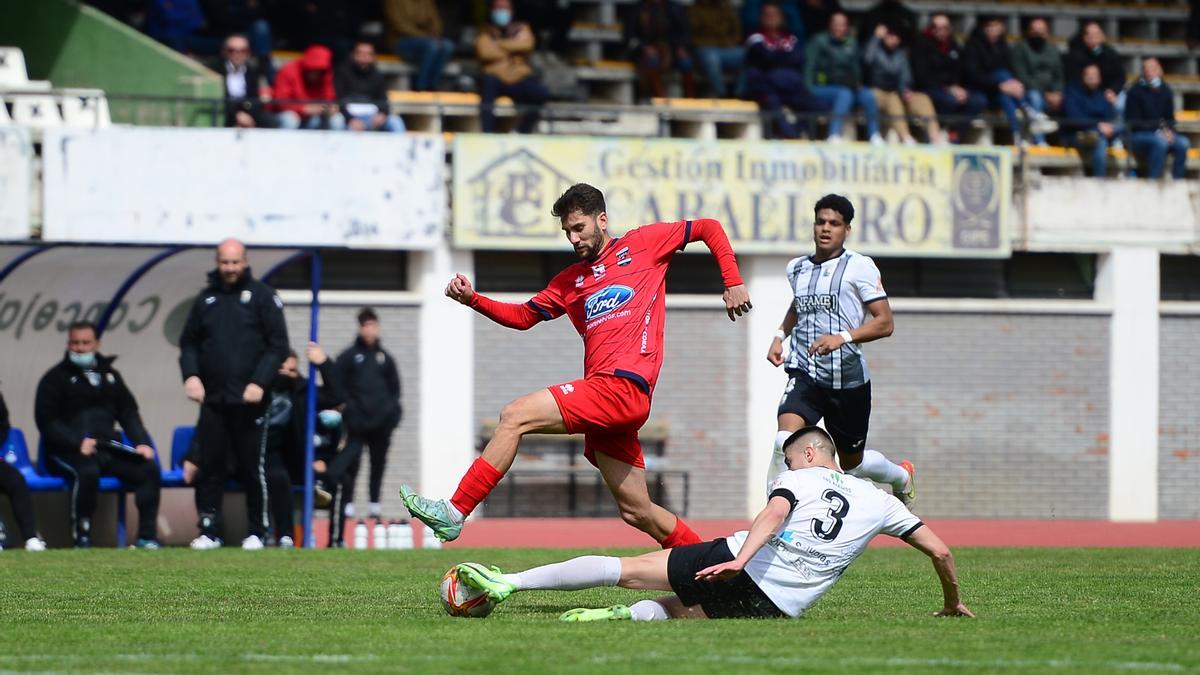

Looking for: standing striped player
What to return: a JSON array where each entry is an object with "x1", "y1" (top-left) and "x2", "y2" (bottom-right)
[{"x1": 765, "y1": 194, "x2": 915, "y2": 503}]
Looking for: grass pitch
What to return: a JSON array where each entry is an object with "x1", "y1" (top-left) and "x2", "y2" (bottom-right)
[{"x1": 1, "y1": 547, "x2": 1197, "y2": 673}]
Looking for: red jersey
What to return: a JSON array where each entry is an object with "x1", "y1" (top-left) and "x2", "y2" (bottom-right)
[{"x1": 469, "y1": 218, "x2": 743, "y2": 395}]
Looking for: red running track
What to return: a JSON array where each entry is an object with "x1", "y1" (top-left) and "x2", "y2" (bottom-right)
[{"x1": 320, "y1": 518, "x2": 1200, "y2": 549}]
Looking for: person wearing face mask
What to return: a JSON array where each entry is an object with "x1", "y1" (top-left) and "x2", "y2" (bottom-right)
[
  {"x1": 1062, "y1": 63, "x2": 1119, "y2": 177},
  {"x1": 963, "y1": 15, "x2": 1058, "y2": 146},
  {"x1": 1126, "y1": 58, "x2": 1190, "y2": 179},
  {"x1": 1012, "y1": 17, "x2": 1064, "y2": 122},
  {"x1": 262, "y1": 343, "x2": 344, "y2": 548},
  {"x1": 335, "y1": 40, "x2": 406, "y2": 133},
  {"x1": 804, "y1": 11, "x2": 883, "y2": 144},
  {"x1": 475, "y1": 0, "x2": 550, "y2": 134},
  {"x1": 34, "y1": 321, "x2": 161, "y2": 549}
]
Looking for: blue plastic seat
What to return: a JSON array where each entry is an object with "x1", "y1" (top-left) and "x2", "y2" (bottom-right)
[
  {"x1": 160, "y1": 425, "x2": 194, "y2": 487},
  {"x1": 2, "y1": 428, "x2": 66, "y2": 491}
]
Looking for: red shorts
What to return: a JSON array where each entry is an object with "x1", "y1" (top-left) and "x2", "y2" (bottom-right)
[{"x1": 547, "y1": 374, "x2": 652, "y2": 469}]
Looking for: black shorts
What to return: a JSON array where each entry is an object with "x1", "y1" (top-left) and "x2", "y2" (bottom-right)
[
  {"x1": 777, "y1": 371, "x2": 871, "y2": 456},
  {"x1": 667, "y1": 539, "x2": 785, "y2": 619}
]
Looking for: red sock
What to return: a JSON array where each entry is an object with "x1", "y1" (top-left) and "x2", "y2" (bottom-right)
[
  {"x1": 449, "y1": 458, "x2": 504, "y2": 517},
  {"x1": 659, "y1": 517, "x2": 702, "y2": 549}
]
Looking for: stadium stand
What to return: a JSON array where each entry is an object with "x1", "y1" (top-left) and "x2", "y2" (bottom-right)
[{"x1": 0, "y1": 48, "x2": 112, "y2": 136}]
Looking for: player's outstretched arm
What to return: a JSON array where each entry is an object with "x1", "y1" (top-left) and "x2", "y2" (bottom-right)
[
  {"x1": 768, "y1": 304, "x2": 799, "y2": 366},
  {"x1": 672, "y1": 218, "x2": 751, "y2": 321},
  {"x1": 445, "y1": 273, "x2": 552, "y2": 331},
  {"x1": 904, "y1": 526, "x2": 975, "y2": 618},
  {"x1": 694, "y1": 496, "x2": 790, "y2": 582}
]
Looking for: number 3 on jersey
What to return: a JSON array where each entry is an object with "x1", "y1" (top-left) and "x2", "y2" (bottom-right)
[{"x1": 811, "y1": 489, "x2": 850, "y2": 541}]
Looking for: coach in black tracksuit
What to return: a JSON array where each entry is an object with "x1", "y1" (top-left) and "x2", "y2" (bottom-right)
[
  {"x1": 179, "y1": 240, "x2": 289, "y2": 548},
  {"x1": 335, "y1": 308, "x2": 401, "y2": 520},
  {"x1": 35, "y1": 321, "x2": 161, "y2": 547}
]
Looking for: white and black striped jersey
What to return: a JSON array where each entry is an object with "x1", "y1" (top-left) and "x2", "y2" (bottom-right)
[{"x1": 784, "y1": 249, "x2": 886, "y2": 389}]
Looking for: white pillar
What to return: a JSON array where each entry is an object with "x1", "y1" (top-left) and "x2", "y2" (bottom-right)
[
  {"x1": 416, "y1": 242, "x2": 476, "y2": 497},
  {"x1": 1095, "y1": 247, "x2": 1159, "y2": 521},
  {"x1": 744, "y1": 254, "x2": 795, "y2": 517}
]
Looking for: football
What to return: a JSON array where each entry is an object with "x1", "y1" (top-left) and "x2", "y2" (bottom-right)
[{"x1": 440, "y1": 566, "x2": 495, "y2": 618}]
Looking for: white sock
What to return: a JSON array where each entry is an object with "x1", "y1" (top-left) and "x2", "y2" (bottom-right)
[
  {"x1": 368, "y1": 502, "x2": 382, "y2": 518},
  {"x1": 846, "y1": 449, "x2": 909, "y2": 491},
  {"x1": 767, "y1": 430, "x2": 792, "y2": 492},
  {"x1": 501, "y1": 555, "x2": 622, "y2": 591},
  {"x1": 447, "y1": 502, "x2": 465, "y2": 523},
  {"x1": 630, "y1": 599, "x2": 670, "y2": 621}
]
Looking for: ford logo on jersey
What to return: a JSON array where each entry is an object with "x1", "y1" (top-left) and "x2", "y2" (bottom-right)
[{"x1": 584, "y1": 285, "x2": 634, "y2": 321}]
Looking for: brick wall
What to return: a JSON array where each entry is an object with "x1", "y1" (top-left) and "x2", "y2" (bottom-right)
[
  {"x1": 1159, "y1": 316, "x2": 1200, "y2": 519},
  {"x1": 474, "y1": 307, "x2": 750, "y2": 519},
  {"x1": 866, "y1": 312, "x2": 1110, "y2": 518},
  {"x1": 283, "y1": 303, "x2": 420, "y2": 519}
]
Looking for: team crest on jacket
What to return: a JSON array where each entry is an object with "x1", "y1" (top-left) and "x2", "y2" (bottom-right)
[
  {"x1": 240, "y1": 290, "x2": 252, "y2": 304},
  {"x1": 616, "y1": 246, "x2": 632, "y2": 266},
  {"x1": 592, "y1": 263, "x2": 606, "y2": 279},
  {"x1": 584, "y1": 285, "x2": 634, "y2": 321}
]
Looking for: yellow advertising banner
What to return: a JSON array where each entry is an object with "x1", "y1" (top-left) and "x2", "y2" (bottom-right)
[{"x1": 453, "y1": 134, "x2": 1012, "y2": 257}]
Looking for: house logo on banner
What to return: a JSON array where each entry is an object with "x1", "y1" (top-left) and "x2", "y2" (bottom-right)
[
  {"x1": 465, "y1": 148, "x2": 575, "y2": 241},
  {"x1": 453, "y1": 134, "x2": 1012, "y2": 257}
]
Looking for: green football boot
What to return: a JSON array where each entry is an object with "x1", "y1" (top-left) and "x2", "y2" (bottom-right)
[
  {"x1": 399, "y1": 485, "x2": 462, "y2": 542},
  {"x1": 559, "y1": 606, "x2": 633, "y2": 623},
  {"x1": 455, "y1": 562, "x2": 516, "y2": 603}
]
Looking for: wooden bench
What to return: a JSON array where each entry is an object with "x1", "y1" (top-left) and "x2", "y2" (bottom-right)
[{"x1": 477, "y1": 420, "x2": 689, "y2": 518}]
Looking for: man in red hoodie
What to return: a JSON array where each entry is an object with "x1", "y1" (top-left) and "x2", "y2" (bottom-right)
[{"x1": 274, "y1": 45, "x2": 345, "y2": 130}]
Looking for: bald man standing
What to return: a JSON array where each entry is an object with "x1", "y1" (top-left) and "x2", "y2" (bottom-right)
[{"x1": 179, "y1": 239, "x2": 290, "y2": 550}]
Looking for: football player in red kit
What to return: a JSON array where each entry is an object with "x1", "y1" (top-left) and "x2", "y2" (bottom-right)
[{"x1": 401, "y1": 183, "x2": 751, "y2": 548}]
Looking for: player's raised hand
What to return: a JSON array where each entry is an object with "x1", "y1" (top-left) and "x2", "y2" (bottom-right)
[
  {"x1": 935, "y1": 603, "x2": 975, "y2": 618},
  {"x1": 695, "y1": 560, "x2": 744, "y2": 582},
  {"x1": 723, "y1": 284, "x2": 752, "y2": 321},
  {"x1": 767, "y1": 337, "x2": 785, "y2": 366},
  {"x1": 445, "y1": 273, "x2": 475, "y2": 305}
]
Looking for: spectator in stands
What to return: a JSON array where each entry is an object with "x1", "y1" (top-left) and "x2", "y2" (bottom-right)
[
  {"x1": 0, "y1": 388, "x2": 47, "y2": 551},
  {"x1": 35, "y1": 322, "x2": 162, "y2": 549},
  {"x1": 627, "y1": 0, "x2": 696, "y2": 99},
  {"x1": 805, "y1": 11, "x2": 882, "y2": 144},
  {"x1": 384, "y1": 0, "x2": 456, "y2": 92},
  {"x1": 273, "y1": 45, "x2": 345, "y2": 130},
  {"x1": 742, "y1": 2, "x2": 814, "y2": 139},
  {"x1": 912, "y1": 13, "x2": 985, "y2": 143},
  {"x1": 856, "y1": 0, "x2": 916, "y2": 46},
  {"x1": 145, "y1": 0, "x2": 221, "y2": 55},
  {"x1": 202, "y1": 0, "x2": 274, "y2": 82},
  {"x1": 475, "y1": 0, "x2": 550, "y2": 134},
  {"x1": 690, "y1": 0, "x2": 744, "y2": 99},
  {"x1": 335, "y1": 308, "x2": 402, "y2": 525},
  {"x1": 1065, "y1": 21, "x2": 1126, "y2": 109},
  {"x1": 336, "y1": 41, "x2": 406, "y2": 133},
  {"x1": 1012, "y1": 17, "x2": 1064, "y2": 118},
  {"x1": 963, "y1": 15, "x2": 1057, "y2": 145},
  {"x1": 1126, "y1": 58, "x2": 1190, "y2": 179},
  {"x1": 863, "y1": 23, "x2": 939, "y2": 145},
  {"x1": 741, "y1": 0, "x2": 803, "y2": 42},
  {"x1": 263, "y1": 343, "x2": 343, "y2": 548},
  {"x1": 216, "y1": 34, "x2": 271, "y2": 129},
  {"x1": 1062, "y1": 64, "x2": 1118, "y2": 177}
]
